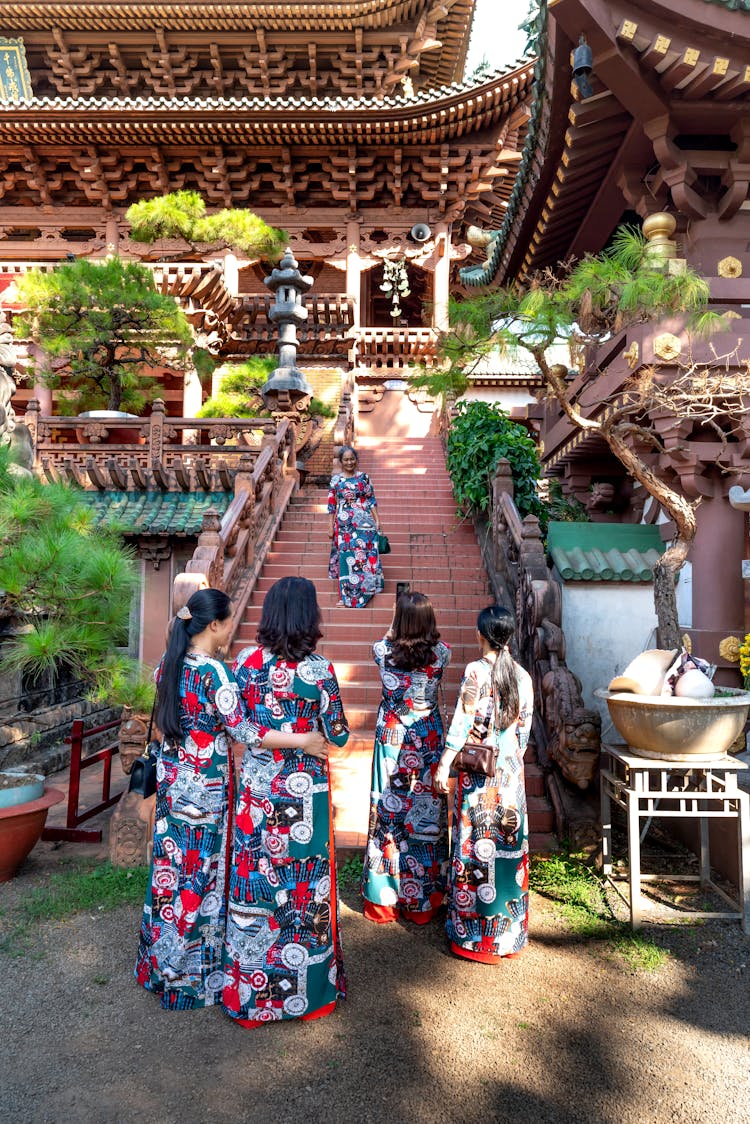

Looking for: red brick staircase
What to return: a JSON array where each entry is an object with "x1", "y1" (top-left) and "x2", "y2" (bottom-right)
[{"x1": 231, "y1": 435, "x2": 556, "y2": 853}]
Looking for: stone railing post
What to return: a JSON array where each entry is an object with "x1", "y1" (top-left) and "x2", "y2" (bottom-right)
[{"x1": 149, "y1": 397, "x2": 166, "y2": 465}]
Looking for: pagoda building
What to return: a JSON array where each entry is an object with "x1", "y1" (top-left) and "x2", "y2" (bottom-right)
[
  {"x1": 0, "y1": 1, "x2": 537, "y2": 432},
  {"x1": 0, "y1": 1, "x2": 541, "y2": 674}
]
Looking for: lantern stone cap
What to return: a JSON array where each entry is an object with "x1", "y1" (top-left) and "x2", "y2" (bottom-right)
[{"x1": 264, "y1": 249, "x2": 313, "y2": 294}]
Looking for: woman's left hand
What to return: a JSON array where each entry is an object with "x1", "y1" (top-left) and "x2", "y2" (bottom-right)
[
  {"x1": 301, "y1": 731, "x2": 329, "y2": 760},
  {"x1": 433, "y1": 760, "x2": 451, "y2": 795}
]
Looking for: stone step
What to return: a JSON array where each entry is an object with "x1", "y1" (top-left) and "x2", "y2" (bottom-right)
[
  {"x1": 258, "y1": 561, "x2": 485, "y2": 580},
  {"x1": 242, "y1": 607, "x2": 486, "y2": 629}
]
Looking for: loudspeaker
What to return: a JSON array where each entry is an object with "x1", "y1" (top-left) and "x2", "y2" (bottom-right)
[{"x1": 409, "y1": 223, "x2": 432, "y2": 243}]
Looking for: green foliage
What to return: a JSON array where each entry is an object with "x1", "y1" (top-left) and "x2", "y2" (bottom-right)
[
  {"x1": 544, "y1": 479, "x2": 589, "y2": 523},
  {"x1": 125, "y1": 189, "x2": 206, "y2": 241},
  {"x1": 0, "y1": 860, "x2": 149, "y2": 954},
  {"x1": 336, "y1": 853, "x2": 364, "y2": 892},
  {"x1": 445, "y1": 401, "x2": 542, "y2": 518},
  {"x1": 192, "y1": 346, "x2": 220, "y2": 384},
  {"x1": 0, "y1": 446, "x2": 142, "y2": 697},
  {"x1": 197, "y1": 357, "x2": 335, "y2": 421},
  {"x1": 15, "y1": 257, "x2": 192, "y2": 414},
  {"x1": 440, "y1": 224, "x2": 716, "y2": 384},
  {"x1": 197, "y1": 357, "x2": 274, "y2": 418},
  {"x1": 88, "y1": 665, "x2": 156, "y2": 712},
  {"x1": 126, "y1": 191, "x2": 287, "y2": 261},
  {"x1": 307, "y1": 397, "x2": 336, "y2": 419},
  {"x1": 530, "y1": 852, "x2": 667, "y2": 969}
]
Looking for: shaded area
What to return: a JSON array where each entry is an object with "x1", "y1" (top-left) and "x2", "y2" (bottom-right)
[{"x1": 0, "y1": 856, "x2": 748, "y2": 1124}]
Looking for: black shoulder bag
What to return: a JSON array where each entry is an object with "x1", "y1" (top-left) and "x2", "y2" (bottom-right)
[{"x1": 128, "y1": 696, "x2": 160, "y2": 798}]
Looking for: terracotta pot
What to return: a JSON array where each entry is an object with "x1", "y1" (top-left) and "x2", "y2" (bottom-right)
[
  {"x1": 595, "y1": 687, "x2": 750, "y2": 760},
  {"x1": 0, "y1": 787, "x2": 65, "y2": 882}
]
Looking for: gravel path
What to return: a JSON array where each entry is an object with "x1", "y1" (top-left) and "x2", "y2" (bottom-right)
[{"x1": 1, "y1": 855, "x2": 749, "y2": 1124}]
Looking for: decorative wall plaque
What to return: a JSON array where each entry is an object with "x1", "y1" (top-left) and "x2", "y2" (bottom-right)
[
  {"x1": 652, "y1": 332, "x2": 682, "y2": 361},
  {"x1": 0, "y1": 38, "x2": 32, "y2": 102},
  {"x1": 717, "y1": 255, "x2": 743, "y2": 278}
]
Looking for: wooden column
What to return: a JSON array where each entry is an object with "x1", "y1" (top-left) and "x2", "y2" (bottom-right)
[
  {"x1": 223, "y1": 252, "x2": 239, "y2": 297},
  {"x1": 346, "y1": 220, "x2": 361, "y2": 329},
  {"x1": 182, "y1": 363, "x2": 202, "y2": 418},
  {"x1": 139, "y1": 555, "x2": 172, "y2": 667},
  {"x1": 432, "y1": 221, "x2": 451, "y2": 330}
]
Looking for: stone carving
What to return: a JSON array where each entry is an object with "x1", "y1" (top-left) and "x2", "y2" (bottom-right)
[
  {"x1": 541, "y1": 668, "x2": 601, "y2": 791},
  {"x1": 109, "y1": 791, "x2": 155, "y2": 867},
  {"x1": 118, "y1": 707, "x2": 150, "y2": 775},
  {"x1": 586, "y1": 481, "x2": 616, "y2": 513},
  {"x1": 491, "y1": 458, "x2": 601, "y2": 790}
]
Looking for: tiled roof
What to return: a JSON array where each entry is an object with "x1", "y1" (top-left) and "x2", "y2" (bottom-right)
[
  {"x1": 0, "y1": 1, "x2": 473, "y2": 34},
  {"x1": 78, "y1": 490, "x2": 231, "y2": 536},
  {"x1": 0, "y1": 62, "x2": 531, "y2": 111},
  {"x1": 0, "y1": 62, "x2": 535, "y2": 143},
  {"x1": 547, "y1": 522, "x2": 665, "y2": 583}
]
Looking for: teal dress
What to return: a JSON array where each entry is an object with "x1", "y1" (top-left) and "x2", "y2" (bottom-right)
[{"x1": 222, "y1": 644, "x2": 350, "y2": 1024}]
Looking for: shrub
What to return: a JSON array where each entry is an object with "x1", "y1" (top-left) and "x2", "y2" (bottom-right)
[{"x1": 446, "y1": 401, "x2": 542, "y2": 519}]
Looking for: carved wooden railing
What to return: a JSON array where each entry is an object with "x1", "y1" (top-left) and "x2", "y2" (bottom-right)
[
  {"x1": 354, "y1": 326, "x2": 438, "y2": 374},
  {"x1": 174, "y1": 417, "x2": 298, "y2": 640},
  {"x1": 489, "y1": 459, "x2": 601, "y2": 794},
  {"x1": 24, "y1": 397, "x2": 280, "y2": 492},
  {"x1": 23, "y1": 396, "x2": 300, "y2": 642}
]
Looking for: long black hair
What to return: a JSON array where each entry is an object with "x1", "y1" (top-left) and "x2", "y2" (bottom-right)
[
  {"x1": 388, "y1": 591, "x2": 440, "y2": 671},
  {"x1": 477, "y1": 604, "x2": 519, "y2": 730},
  {"x1": 256, "y1": 576, "x2": 323, "y2": 661},
  {"x1": 157, "y1": 588, "x2": 232, "y2": 741}
]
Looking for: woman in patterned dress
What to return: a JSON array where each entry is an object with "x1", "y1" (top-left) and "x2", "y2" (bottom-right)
[
  {"x1": 361, "y1": 591, "x2": 451, "y2": 924},
  {"x1": 222, "y1": 576, "x2": 350, "y2": 1026},
  {"x1": 327, "y1": 445, "x2": 384, "y2": 608},
  {"x1": 434, "y1": 605, "x2": 534, "y2": 963},
  {"x1": 135, "y1": 588, "x2": 325, "y2": 1011}
]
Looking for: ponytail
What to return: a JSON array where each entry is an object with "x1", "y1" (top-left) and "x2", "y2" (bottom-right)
[
  {"x1": 477, "y1": 604, "x2": 520, "y2": 731},
  {"x1": 157, "y1": 588, "x2": 232, "y2": 741}
]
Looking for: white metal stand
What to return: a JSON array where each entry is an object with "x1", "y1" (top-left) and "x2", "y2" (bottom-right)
[{"x1": 600, "y1": 744, "x2": 750, "y2": 933}]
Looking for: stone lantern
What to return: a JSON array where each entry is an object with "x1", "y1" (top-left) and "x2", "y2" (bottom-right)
[{"x1": 261, "y1": 247, "x2": 314, "y2": 412}]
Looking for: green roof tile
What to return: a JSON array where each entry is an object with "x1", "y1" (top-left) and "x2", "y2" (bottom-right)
[
  {"x1": 547, "y1": 522, "x2": 665, "y2": 582},
  {"x1": 77, "y1": 491, "x2": 231, "y2": 536}
]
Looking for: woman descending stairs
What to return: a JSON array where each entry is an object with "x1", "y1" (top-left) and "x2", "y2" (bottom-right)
[{"x1": 231, "y1": 435, "x2": 556, "y2": 854}]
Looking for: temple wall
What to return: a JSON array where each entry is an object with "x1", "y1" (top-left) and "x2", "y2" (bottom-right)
[{"x1": 558, "y1": 582, "x2": 659, "y2": 733}]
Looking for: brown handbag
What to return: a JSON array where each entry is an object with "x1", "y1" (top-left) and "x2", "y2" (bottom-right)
[{"x1": 452, "y1": 738, "x2": 496, "y2": 778}]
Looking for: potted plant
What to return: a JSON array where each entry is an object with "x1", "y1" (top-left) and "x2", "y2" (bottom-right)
[{"x1": 0, "y1": 771, "x2": 64, "y2": 882}]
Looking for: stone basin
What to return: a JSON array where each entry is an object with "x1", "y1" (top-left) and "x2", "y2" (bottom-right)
[{"x1": 594, "y1": 687, "x2": 750, "y2": 760}]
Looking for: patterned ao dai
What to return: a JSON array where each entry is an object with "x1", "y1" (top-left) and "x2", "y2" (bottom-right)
[
  {"x1": 135, "y1": 653, "x2": 263, "y2": 1010},
  {"x1": 222, "y1": 645, "x2": 349, "y2": 1025},
  {"x1": 327, "y1": 471, "x2": 383, "y2": 608},
  {"x1": 444, "y1": 657, "x2": 534, "y2": 961},
  {"x1": 361, "y1": 637, "x2": 451, "y2": 920}
]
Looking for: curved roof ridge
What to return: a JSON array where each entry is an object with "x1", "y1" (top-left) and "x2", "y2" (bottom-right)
[{"x1": 0, "y1": 59, "x2": 535, "y2": 113}]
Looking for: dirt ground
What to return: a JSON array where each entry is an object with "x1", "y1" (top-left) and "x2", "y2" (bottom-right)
[{"x1": 1, "y1": 837, "x2": 749, "y2": 1124}]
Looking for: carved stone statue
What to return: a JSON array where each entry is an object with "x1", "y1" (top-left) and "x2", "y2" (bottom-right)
[{"x1": 541, "y1": 667, "x2": 601, "y2": 790}]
